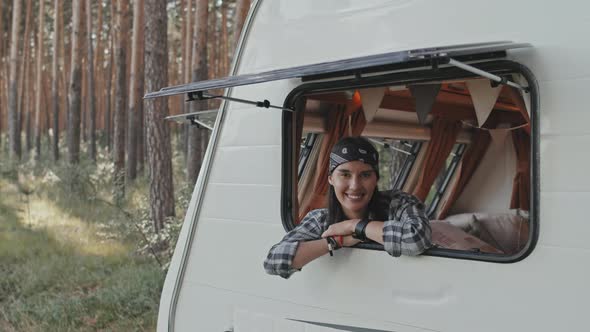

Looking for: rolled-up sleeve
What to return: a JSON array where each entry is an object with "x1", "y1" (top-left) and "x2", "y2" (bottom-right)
[
  {"x1": 263, "y1": 209, "x2": 326, "y2": 279},
  {"x1": 382, "y1": 192, "x2": 432, "y2": 257}
]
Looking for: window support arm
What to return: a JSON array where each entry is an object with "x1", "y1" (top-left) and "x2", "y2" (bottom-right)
[
  {"x1": 187, "y1": 90, "x2": 294, "y2": 112},
  {"x1": 441, "y1": 57, "x2": 529, "y2": 92}
]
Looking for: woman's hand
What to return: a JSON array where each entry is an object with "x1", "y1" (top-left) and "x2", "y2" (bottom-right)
[{"x1": 321, "y1": 219, "x2": 362, "y2": 247}]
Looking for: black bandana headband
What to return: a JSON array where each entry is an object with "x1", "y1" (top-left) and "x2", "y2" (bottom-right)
[{"x1": 329, "y1": 137, "x2": 379, "y2": 178}]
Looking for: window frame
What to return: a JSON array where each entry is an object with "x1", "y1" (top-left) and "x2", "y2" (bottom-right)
[{"x1": 281, "y1": 60, "x2": 539, "y2": 263}]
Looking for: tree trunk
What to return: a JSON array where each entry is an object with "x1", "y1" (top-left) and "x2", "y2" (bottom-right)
[
  {"x1": 106, "y1": 1, "x2": 115, "y2": 152},
  {"x1": 94, "y1": 2, "x2": 104, "y2": 145},
  {"x1": 17, "y1": 0, "x2": 33, "y2": 155},
  {"x1": 221, "y1": 1, "x2": 228, "y2": 76},
  {"x1": 114, "y1": 0, "x2": 130, "y2": 202},
  {"x1": 137, "y1": 6, "x2": 146, "y2": 175},
  {"x1": 186, "y1": 0, "x2": 209, "y2": 185},
  {"x1": 24, "y1": 57, "x2": 32, "y2": 153},
  {"x1": 52, "y1": 0, "x2": 62, "y2": 161},
  {"x1": 126, "y1": 0, "x2": 144, "y2": 181},
  {"x1": 145, "y1": 0, "x2": 175, "y2": 232},
  {"x1": 34, "y1": 0, "x2": 45, "y2": 161},
  {"x1": 181, "y1": 0, "x2": 193, "y2": 161},
  {"x1": 7, "y1": 0, "x2": 22, "y2": 160},
  {"x1": 67, "y1": 0, "x2": 83, "y2": 164},
  {"x1": 233, "y1": 0, "x2": 250, "y2": 51},
  {"x1": 60, "y1": 0, "x2": 68, "y2": 135},
  {"x1": 85, "y1": 0, "x2": 96, "y2": 161},
  {"x1": 0, "y1": 1, "x2": 4, "y2": 148},
  {"x1": 105, "y1": 51, "x2": 113, "y2": 152}
]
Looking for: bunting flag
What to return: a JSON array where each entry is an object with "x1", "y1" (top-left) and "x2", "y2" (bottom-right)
[
  {"x1": 409, "y1": 84, "x2": 441, "y2": 125},
  {"x1": 488, "y1": 128, "x2": 511, "y2": 144},
  {"x1": 358, "y1": 87, "x2": 386, "y2": 123},
  {"x1": 466, "y1": 79, "x2": 502, "y2": 127},
  {"x1": 514, "y1": 74, "x2": 531, "y2": 117}
]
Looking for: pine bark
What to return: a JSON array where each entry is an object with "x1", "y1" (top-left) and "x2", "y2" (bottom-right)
[
  {"x1": 233, "y1": 0, "x2": 250, "y2": 50},
  {"x1": 67, "y1": 0, "x2": 83, "y2": 164},
  {"x1": 85, "y1": 0, "x2": 96, "y2": 161},
  {"x1": 94, "y1": 3, "x2": 104, "y2": 136},
  {"x1": 0, "y1": 1, "x2": 4, "y2": 146},
  {"x1": 126, "y1": 0, "x2": 144, "y2": 181},
  {"x1": 51, "y1": 0, "x2": 62, "y2": 161},
  {"x1": 7, "y1": 0, "x2": 22, "y2": 160},
  {"x1": 136, "y1": 7, "x2": 146, "y2": 175},
  {"x1": 145, "y1": 0, "x2": 175, "y2": 232},
  {"x1": 18, "y1": 0, "x2": 33, "y2": 155},
  {"x1": 113, "y1": 0, "x2": 130, "y2": 202},
  {"x1": 186, "y1": 0, "x2": 209, "y2": 185},
  {"x1": 221, "y1": 1, "x2": 228, "y2": 76},
  {"x1": 181, "y1": 0, "x2": 193, "y2": 160},
  {"x1": 105, "y1": 0, "x2": 115, "y2": 151},
  {"x1": 105, "y1": 48, "x2": 113, "y2": 152},
  {"x1": 34, "y1": 0, "x2": 45, "y2": 160}
]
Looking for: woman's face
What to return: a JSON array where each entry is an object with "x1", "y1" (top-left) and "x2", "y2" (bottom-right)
[{"x1": 328, "y1": 160, "x2": 378, "y2": 219}]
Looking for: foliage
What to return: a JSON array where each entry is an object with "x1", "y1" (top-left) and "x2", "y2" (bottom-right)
[{"x1": 0, "y1": 139, "x2": 192, "y2": 331}]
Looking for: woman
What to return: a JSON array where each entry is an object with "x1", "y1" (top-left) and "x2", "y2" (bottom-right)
[{"x1": 264, "y1": 136, "x2": 432, "y2": 279}]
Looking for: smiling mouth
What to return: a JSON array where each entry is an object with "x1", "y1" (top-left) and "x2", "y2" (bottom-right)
[{"x1": 345, "y1": 193, "x2": 365, "y2": 200}]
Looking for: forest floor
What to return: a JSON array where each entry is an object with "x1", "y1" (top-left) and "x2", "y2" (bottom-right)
[{"x1": 0, "y1": 155, "x2": 179, "y2": 331}]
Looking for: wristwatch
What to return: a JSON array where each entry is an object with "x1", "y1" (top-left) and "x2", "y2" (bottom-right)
[{"x1": 353, "y1": 218, "x2": 371, "y2": 241}]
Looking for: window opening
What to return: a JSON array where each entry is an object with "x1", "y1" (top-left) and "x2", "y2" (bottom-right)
[
  {"x1": 298, "y1": 133, "x2": 319, "y2": 178},
  {"x1": 424, "y1": 143, "x2": 467, "y2": 217},
  {"x1": 369, "y1": 138, "x2": 422, "y2": 192},
  {"x1": 282, "y1": 59, "x2": 538, "y2": 263}
]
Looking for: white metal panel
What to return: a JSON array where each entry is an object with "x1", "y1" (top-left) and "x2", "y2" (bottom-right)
[
  {"x1": 162, "y1": 1, "x2": 590, "y2": 331},
  {"x1": 540, "y1": 135, "x2": 590, "y2": 192},
  {"x1": 200, "y1": 183, "x2": 281, "y2": 224},
  {"x1": 217, "y1": 107, "x2": 282, "y2": 147},
  {"x1": 207, "y1": 145, "x2": 281, "y2": 186},
  {"x1": 175, "y1": 218, "x2": 590, "y2": 332},
  {"x1": 174, "y1": 283, "x2": 433, "y2": 332},
  {"x1": 238, "y1": 0, "x2": 590, "y2": 81},
  {"x1": 539, "y1": 192, "x2": 590, "y2": 250},
  {"x1": 539, "y1": 78, "x2": 590, "y2": 136}
]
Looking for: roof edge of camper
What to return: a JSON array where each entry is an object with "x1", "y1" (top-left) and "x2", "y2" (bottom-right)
[{"x1": 144, "y1": 41, "x2": 531, "y2": 104}]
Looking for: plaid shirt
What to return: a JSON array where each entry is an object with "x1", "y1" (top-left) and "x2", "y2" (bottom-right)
[{"x1": 264, "y1": 190, "x2": 432, "y2": 279}]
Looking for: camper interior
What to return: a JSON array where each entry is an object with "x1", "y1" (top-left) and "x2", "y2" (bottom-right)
[{"x1": 286, "y1": 71, "x2": 533, "y2": 260}]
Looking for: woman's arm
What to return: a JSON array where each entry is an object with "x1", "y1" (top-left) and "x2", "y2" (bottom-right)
[
  {"x1": 264, "y1": 209, "x2": 328, "y2": 279},
  {"x1": 291, "y1": 239, "x2": 330, "y2": 269},
  {"x1": 382, "y1": 191, "x2": 432, "y2": 257},
  {"x1": 320, "y1": 192, "x2": 431, "y2": 257}
]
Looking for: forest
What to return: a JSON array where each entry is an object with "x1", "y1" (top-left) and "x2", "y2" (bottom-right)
[{"x1": 0, "y1": 0, "x2": 249, "y2": 330}]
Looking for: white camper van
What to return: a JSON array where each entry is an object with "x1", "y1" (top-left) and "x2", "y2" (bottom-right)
[{"x1": 146, "y1": 1, "x2": 590, "y2": 331}]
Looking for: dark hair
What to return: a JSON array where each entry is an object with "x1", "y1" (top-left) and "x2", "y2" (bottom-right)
[{"x1": 326, "y1": 136, "x2": 385, "y2": 225}]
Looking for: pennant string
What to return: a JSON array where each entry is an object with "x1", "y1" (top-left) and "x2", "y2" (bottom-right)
[{"x1": 460, "y1": 120, "x2": 529, "y2": 132}]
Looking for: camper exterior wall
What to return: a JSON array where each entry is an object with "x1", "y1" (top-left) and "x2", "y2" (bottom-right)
[{"x1": 159, "y1": 0, "x2": 590, "y2": 331}]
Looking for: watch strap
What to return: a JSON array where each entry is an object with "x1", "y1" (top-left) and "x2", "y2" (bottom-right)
[{"x1": 353, "y1": 218, "x2": 371, "y2": 241}]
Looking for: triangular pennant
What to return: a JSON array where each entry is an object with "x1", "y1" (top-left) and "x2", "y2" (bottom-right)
[
  {"x1": 488, "y1": 128, "x2": 510, "y2": 144},
  {"x1": 466, "y1": 79, "x2": 502, "y2": 127},
  {"x1": 409, "y1": 84, "x2": 441, "y2": 125},
  {"x1": 358, "y1": 87, "x2": 386, "y2": 123},
  {"x1": 514, "y1": 74, "x2": 531, "y2": 118}
]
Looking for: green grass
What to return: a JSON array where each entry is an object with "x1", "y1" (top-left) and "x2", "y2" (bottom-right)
[{"x1": 0, "y1": 176, "x2": 164, "y2": 332}]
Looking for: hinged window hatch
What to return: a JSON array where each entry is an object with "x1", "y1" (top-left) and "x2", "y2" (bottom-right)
[{"x1": 146, "y1": 41, "x2": 531, "y2": 113}]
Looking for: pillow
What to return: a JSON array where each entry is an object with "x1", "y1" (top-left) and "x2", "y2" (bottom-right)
[
  {"x1": 473, "y1": 214, "x2": 529, "y2": 255},
  {"x1": 443, "y1": 213, "x2": 477, "y2": 232},
  {"x1": 431, "y1": 221, "x2": 503, "y2": 254}
]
